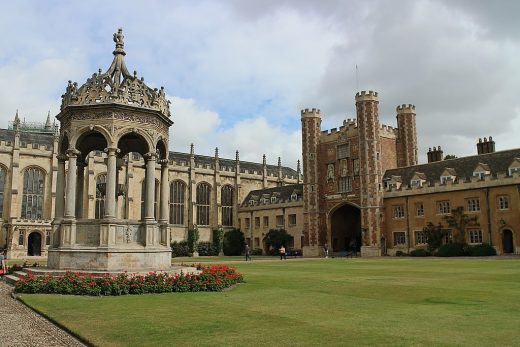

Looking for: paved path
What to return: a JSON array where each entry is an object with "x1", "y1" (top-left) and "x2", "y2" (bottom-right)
[{"x1": 0, "y1": 281, "x2": 85, "y2": 347}]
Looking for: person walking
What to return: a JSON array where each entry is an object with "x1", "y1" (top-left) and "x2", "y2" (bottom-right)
[
  {"x1": 245, "y1": 244, "x2": 251, "y2": 261},
  {"x1": 0, "y1": 250, "x2": 6, "y2": 275},
  {"x1": 323, "y1": 244, "x2": 329, "y2": 258},
  {"x1": 279, "y1": 245, "x2": 286, "y2": 260}
]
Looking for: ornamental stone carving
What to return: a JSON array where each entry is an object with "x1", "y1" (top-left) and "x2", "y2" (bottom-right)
[{"x1": 60, "y1": 28, "x2": 171, "y2": 117}]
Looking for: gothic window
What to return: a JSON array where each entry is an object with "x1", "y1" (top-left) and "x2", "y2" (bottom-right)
[
  {"x1": 337, "y1": 143, "x2": 350, "y2": 159},
  {"x1": 18, "y1": 231, "x2": 24, "y2": 245},
  {"x1": 21, "y1": 167, "x2": 45, "y2": 219},
  {"x1": 338, "y1": 177, "x2": 351, "y2": 193},
  {"x1": 196, "y1": 183, "x2": 211, "y2": 226},
  {"x1": 95, "y1": 174, "x2": 106, "y2": 219},
  {"x1": 170, "y1": 180, "x2": 186, "y2": 225},
  {"x1": 221, "y1": 185, "x2": 234, "y2": 227},
  {"x1": 0, "y1": 167, "x2": 5, "y2": 218}
]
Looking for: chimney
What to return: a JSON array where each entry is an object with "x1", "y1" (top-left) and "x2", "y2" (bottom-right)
[
  {"x1": 427, "y1": 146, "x2": 443, "y2": 163},
  {"x1": 477, "y1": 136, "x2": 496, "y2": 155}
]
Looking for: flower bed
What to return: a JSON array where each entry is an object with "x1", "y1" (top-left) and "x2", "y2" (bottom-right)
[{"x1": 14, "y1": 264, "x2": 243, "y2": 296}]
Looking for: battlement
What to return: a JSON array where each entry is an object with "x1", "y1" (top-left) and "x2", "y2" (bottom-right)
[
  {"x1": 301, "y1": 108, "x2": 321, "y2": 118},
  {"x1": 355, "y1": 90, "x2": 378, "y2": 101},
  {"x1": 380, "y1": 124, "x2": 398, "y2": 137},
  {"x1": 320, "y1": 118, "x2": 358, "y2": 137},
  {"x1": 396, "y1": 104, "x2": 416, "y2": 113}
]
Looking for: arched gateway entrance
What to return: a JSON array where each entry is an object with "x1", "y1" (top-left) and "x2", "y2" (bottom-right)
[
  {"x1": 330, "y1": 204, "x2": 361, "y2": 254},
  {"x1": 27, "y1": 231, "x2": 42, "y2": 256}
]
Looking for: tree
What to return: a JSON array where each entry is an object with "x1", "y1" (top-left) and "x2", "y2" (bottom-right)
[
  {"x1": 263, "y1": 229, "x2": 293, "y2": 251},
  {"x1": 422, "y1": 222, "x2": 447, "y2": 253},
  {"x1": 187, "y1": 228, "x2": 199, "y2": 255},
  {"x1": 443, "y1": 206, "x2": 479, "y2": 244},
  {"x1": 444, "y1": 154, "x2": 458, "y2": 160},
  {"x1": 223, "y1": 228, "x2": 245, "y2": 256}
]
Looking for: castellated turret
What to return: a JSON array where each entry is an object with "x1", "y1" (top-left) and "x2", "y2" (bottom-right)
[
  {"x1": 355, "y1": 90, "x2": 383, "y2": 256},
  {"x1": 300, "y1": 108, "x2": 321, "y2": 252},
  {"x1": 396, "y1": 104, "x2": 418, "y2": 167}
]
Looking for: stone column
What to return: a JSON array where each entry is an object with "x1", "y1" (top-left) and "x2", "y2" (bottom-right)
[
  {"x1": 104, "y1": 147, "x2": 119, "y2": 219},
  {"x1": 75, "y1": 161, "x2": 86, "y2": 218},
  {"x1": 54, "y1": 154, "x2": 66, "y2": 220},
  {"x1": 159, "y1": 159, "x2": 169, "y2": 223},
  {"x1": 144, "y1": 152, "x2": 156, "y2": 220},
  {"x1": 64, "y1": 149, "x2": 79, "y2": 219}
]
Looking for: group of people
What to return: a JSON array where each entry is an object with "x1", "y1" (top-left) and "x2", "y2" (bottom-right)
[{"x1": 243, "y1": 244, "x2": 288, "y2": 261}]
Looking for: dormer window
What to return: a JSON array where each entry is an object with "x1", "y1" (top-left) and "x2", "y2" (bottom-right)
[
  {"x1": 508, "y1": 158, "x2": 520, "y2": 176},
  {"x1": 262, "y1": 198, "x2": 269, "y2": 204},
  {"x1": 473, "y1": 163, "x2": 490, "y2": 180},
  {"x1": 249, "y1": 200, "x2": 256, "y2": 206},
  {"x1": 410, "y1": 172, "x2": 426, "y2": 188},
  {"x1": 410, "y1": 180, "x2": 422, "y2": 188},
  {"x1": 440, "y1": 168, "x2": 456, "y2": 184},
  {"x1": 271, "y1": 196, "x2": 277, "y2": 203},
  {"x1": 290, "y1": 193, "x2": 298, "y2": 201}
]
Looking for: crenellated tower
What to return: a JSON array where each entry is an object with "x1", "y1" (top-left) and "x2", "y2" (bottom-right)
[
  {"x1": 356, "y1": 91, "x2": 383, "y2": 256},
  {"x1": 301, "y1": 108, "x2": 321, "y2": 256},
  {"x1": 396, "y1": 104, "x2": 418, "y2": 167}
]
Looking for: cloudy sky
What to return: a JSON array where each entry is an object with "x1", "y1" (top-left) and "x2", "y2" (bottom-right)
[{"x1": 0, "y1": 0, "x2": 518, "y2": 168}]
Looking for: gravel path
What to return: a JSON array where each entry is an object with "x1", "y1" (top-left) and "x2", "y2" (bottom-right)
[{"x1": 0, "y1": 281, "x2": 86, "y2": 347}]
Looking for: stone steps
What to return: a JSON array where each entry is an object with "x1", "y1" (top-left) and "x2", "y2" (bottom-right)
[{"x1": 4, "y1": 274, "x2": 21, "y2": 286}]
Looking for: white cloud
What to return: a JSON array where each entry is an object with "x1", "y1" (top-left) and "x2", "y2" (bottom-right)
[{"x1": 169, "y1": 96, "x2": 221, "y2": 154}]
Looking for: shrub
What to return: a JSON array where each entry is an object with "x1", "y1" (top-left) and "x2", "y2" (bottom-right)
[
  {"x1": 187, "y1": 228, "x2": 200, "y2": 254},
  {"x1": 467, "y1": 243, "x2": 497, "y2": 256},
  {"x1": 197, "y1": 242, "x2": 216, "y2": 256},
  {"x1": 436, "y1": 242, "x2": 467, "y2": 257},
  {"x1": 212, "y1": 228, "x2": 225, "y2": 255},
  {"x1": 263, "y1": 229, "x2": 293, "y2": 251},
  {"x1": 410, "y1": 249, "x2": 431, "y2": 257},
  {"x1": 252, "y1": 248, "x2": 263, "y2": 256},
  {"x1": 171, "y1": 241, "x2": 190, "y2": 257},
  {"x1": 395, "y1": 251, "x2": 408, "y2": 257},
  {"x1": 14, "y1": 264, "x2": 244, "y2": 296},
  {"x1": 223, "y1": 228, "x2": 245, "y2": 256},
  {"x1": 7, "y1": 264, "x2": 23, "y2": 275}
]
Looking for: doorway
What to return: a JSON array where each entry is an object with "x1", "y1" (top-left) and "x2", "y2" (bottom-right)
[
  {"x1": 502, "y1": 229, "x2": 514, "y2": 254},
  {"x1": 27, "y1": 231, "x2": 42, "y2": 256}
]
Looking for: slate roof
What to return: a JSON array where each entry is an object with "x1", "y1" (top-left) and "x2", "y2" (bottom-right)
[
  {"x1": 0, "y1": 129, "x2": 55, "y2": 148},
  {"x1": 384, "y1": 148, "x2": 520, "y2": 184},
  {"x1": 241, "y1": 184, "x2": 303, "y2": 207}
]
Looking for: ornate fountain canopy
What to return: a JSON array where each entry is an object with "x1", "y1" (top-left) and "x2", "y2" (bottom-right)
[{"x1": 60, "y1": 28, "x2": 171, "y2": 116}]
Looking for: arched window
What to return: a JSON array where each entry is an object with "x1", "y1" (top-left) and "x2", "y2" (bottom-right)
[
  {"x1": 141, "y1": 179, "x2": 160, "y2": 220},
  {"x1": 221, "y1": 185, "x2": 234, "y2": 226},
  {"x1": 21, "y1": 167, "x2": 45, "y2": 219},
  {"x1": 95, "y1": 174, "x2": 106, "y2": 219},
  {"x1": 196, "y1": 183, "x2": 211, "y2": 226},
  {"x1": 170, "y1": 180, "x2": 186, "y2": 225},
  {"x1": 0, "y1": 167, "x2": 6, "y2": 218}
]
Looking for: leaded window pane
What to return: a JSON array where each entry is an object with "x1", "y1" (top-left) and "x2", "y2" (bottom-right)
[{"x1": 21, "y1": 167, "x2": 45, "y2": 220}]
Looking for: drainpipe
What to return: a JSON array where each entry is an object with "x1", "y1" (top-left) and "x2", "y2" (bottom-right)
[
  {"x1": 406, "y1": 196, "x2": 410, "y2": 254},
  {"x1": 485, "y1": 187, "x2": 492, "y2": 246}
]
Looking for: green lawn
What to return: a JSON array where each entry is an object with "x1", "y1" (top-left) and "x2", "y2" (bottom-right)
[{"x1": 18, "y1": 258, "x2": 520, "y2": 347}]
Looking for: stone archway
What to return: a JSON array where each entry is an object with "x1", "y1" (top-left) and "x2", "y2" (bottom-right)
[
  {"x1": 502, "y1": 229, "x2": 514, "y2": 254},
  {"x1": 330, "y1": 204, "x2": 361, "y2": 254},
  {"x1": 27, "y1": 231, "x2": 42, "y2": 256}
]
